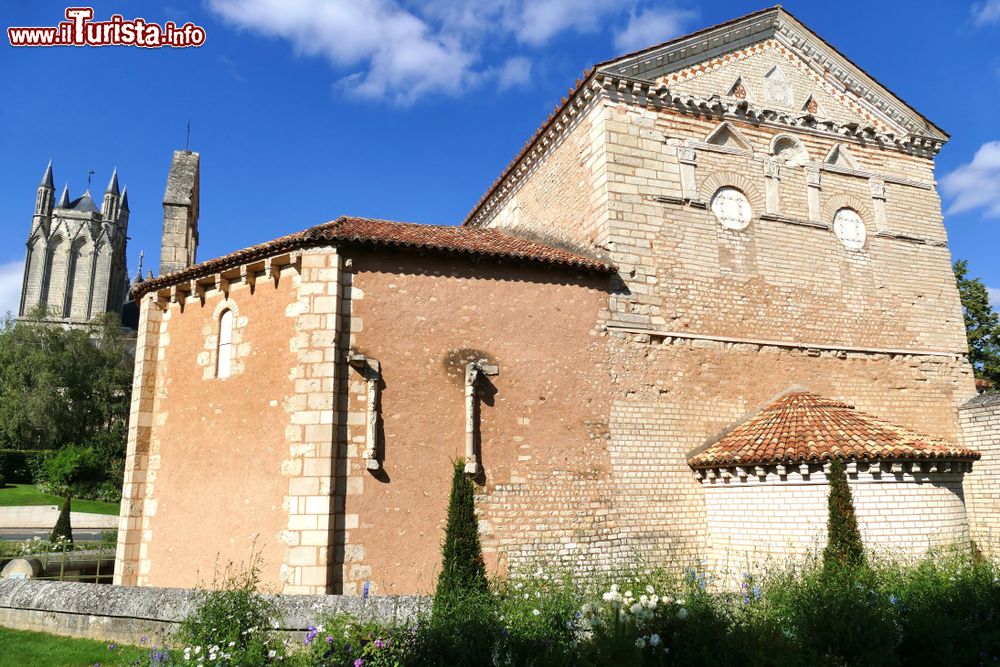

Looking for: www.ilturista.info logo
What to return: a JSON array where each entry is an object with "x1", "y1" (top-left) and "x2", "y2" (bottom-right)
[{"x1": 8, "y1": 7, "x2": 206, "y2": 48}]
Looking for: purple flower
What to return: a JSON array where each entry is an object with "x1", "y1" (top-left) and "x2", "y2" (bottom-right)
[
  {"x1": 140, "y1": 636, "x2": 149, "y2": 645},
  {"x1": 362, "y1": 581, "x2": 370, "y2": 600},
  {"x1": 326, "y1": 635, "x2": 334, "y2": 645},
  {"x1": 354, "y1": 659, "x2": 365, "y2": 667},
  {"x1": 108, "y1": 643, "x2": 117, "y2": 651},
  {"x1": 374, "y1": 639, "x2": 384, "y2": 649}
]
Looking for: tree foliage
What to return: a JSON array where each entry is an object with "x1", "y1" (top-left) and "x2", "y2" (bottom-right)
[
  {"x1": 0, "y1": 307, "x2": 132, "y2": 451},
  {"x1": 823, "y1": 458, "x2": 865, "y2": 570},
  {"x1": 954, "y1": 260, "x2": 1000, "y2": 387},
  {"x1": 435, "y1": 459, "x2": 489, "y2": 605}
]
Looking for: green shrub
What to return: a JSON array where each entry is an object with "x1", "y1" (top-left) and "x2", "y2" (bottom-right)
[
  {"x1": 177, "y1": 551, "x2": 285, "y2": 666},
  {"x1": 0, "y1": 472, "x2": 5, "y2": 489},
  {"x1": 296, "y1": 612, "x2": 418, "y2": 666},
  {"x1": 48, "y1": 495, "x2": 73, "y2": 545},
  {"x1": 823, "y1": 458, "x2": 865, "y2": 570},
  {"x1": 43, "y1": 444, "x2": 104, "y2": 497},
  {"x1": 145, "y1": 553, "x2": 1000, "y2": 666},
  {"x1": 434, "y1": 459, "x2": 489, "y2": 604},
  {"x1": 890, "y1": 553, "x2": 1000, "y2": 665}
]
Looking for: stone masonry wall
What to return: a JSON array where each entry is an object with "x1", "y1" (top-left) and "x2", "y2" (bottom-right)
[
  {"x1": 701, "y1": 471, "x2": 970, "y2": 574},
  {"x1": 601, "y1": 102, "x2": 966, "y2": 353},
  {"x1": 334, "y1": 247, "x2": 615, "y2": 594},
  {"x1": 961, "y1": 394, "x2": 1000, "y2": 556},
  {"x1": 606, "y1": 332, "x2": 973, "y2": 567},
  {"x1": 476, "y1": 99, "x2": 612, "y2": 253},
  {"x1": 118, "y1": 250, "x2": 344, "y2": 595}
]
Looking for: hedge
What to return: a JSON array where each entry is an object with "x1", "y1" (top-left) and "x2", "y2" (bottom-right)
[{"x1": 0, "y1": 449, "x2": 53, "y2": 485}]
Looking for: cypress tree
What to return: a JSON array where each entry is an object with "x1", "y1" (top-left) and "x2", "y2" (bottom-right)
[
  {"x1": 49, "y1": 494, "x2": 73, "y2": 546},
  {"x1": 435, "y1": 459, "x2": 488, "y2": 605},
  {"x1": 823, "y1": 459, "x2": 864, "y2": 569}
]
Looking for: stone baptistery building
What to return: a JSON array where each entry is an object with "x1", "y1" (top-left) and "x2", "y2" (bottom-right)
[{"x1": 114, "y1": 7, "x2": 1000, "y2": 595}]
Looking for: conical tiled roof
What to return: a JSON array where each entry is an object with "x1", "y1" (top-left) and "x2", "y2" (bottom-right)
[{"x1": 689, "y1": 391, "x2": 979, "y2": 468}]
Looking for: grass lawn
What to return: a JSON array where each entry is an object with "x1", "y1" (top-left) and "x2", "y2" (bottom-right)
[
  {"x1": 0, "y1": 626, "x2": 151, "y2": 666},
  {"x1": 0, "y1": 484, "x2": 119, "y2": 515}
]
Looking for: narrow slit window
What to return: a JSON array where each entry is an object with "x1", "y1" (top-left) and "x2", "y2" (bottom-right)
[{"x1": 217, "y1": 309, "x2": 233, "y2": 378}]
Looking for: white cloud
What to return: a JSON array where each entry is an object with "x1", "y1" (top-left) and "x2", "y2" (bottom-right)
[
  {"x1": 973, "y1": 0, "x2": 1000, "y2": 26},
  {"x1": 0, "y1": 260, "x2": 24, "y2": 319},
  {"x1": 940, "y1": 141, "x2": 1000, "y2": 217},
  {"x1": 989, "y1": 286, "x2": 1000, "y2": 309},
  {"x1": 614, "y1": 8, "x2": 696, "y2": 53},
  {"x1": 208, "y1": 0, "x2": 696, "y2": 104},
  {"x1": 496, "y1": 56, "x2": 532, "y2": 89},
  {"x1": 516, "y1": 0, "x2": 618, "y2": 46}
]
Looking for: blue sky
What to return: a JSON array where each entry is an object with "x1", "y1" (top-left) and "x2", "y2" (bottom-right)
[{"x1": 1, "y1": 0, "x2": 998, "y2": 317}]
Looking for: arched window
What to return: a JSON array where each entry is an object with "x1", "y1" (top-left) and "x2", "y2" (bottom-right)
[{"x1": 217, "y1": 309, "x2": 233, "y2": 378}]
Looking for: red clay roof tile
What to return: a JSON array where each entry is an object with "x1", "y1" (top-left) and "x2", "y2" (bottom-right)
[
  {"x1": 689, "y1": 391, "x2": 979, "y2": 468},
  {"x1": 132, "y1": 216, "x2": 611, "y2": 298}
]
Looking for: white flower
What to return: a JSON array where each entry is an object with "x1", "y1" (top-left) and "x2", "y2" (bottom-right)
[
  {"x1": 532, "y1": 608, "x2": 540, "y2": 616},
  {"x1": 228, "y1": 641, "x2": 235, "y2": 647},
  {"x1": 194, "y1": 646, "x2": 201, "y2": 654},
  {"x1": 624, "y1": 590, "x2": 633, "y2": 599},
  {"x1": 649, "y1": 633, "x2": 661, "y2": 647},
  {"x1": 268, "y1": 650, "x2": 277, "y2": 658},
  {"x1": 635, "y1": 637, "x2": 646, "y2": 648},
  {"x1": 677, "y1": 607, "x2": 689, "y2": 620},
  {"x1": 630, "y1": 602, "x2": 643, "y2": 615},
  {"x1": 645, "y1": 585, "x2": 655, "y2": 594}
]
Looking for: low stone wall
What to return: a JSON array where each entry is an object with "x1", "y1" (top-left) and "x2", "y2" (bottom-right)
[
  {"x1": 0, "y1": 506, "x2": 119, "y2": 530},
  {"x1": 0, "y1": 579, "x2": 430, "y2": 646}
]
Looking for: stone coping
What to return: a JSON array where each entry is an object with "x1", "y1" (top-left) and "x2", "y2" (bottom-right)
[{"x1": 0, "y1": 579, "x2": 430, "y2": 644}]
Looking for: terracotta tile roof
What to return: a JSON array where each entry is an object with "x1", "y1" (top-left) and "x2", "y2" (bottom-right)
[
  {"x1": 133, "y1": 216, "x2": 612, "y2": 298},
  {"x1": 689, "y1": 391, "x2": 979, "y2": 468}
]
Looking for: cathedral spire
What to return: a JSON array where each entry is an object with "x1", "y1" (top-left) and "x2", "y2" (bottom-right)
[
  {"x1": 101, "y1": 168, "x2": 121, "y2": 221},
  {"x1": 133, "y1": 250, "x2": 145, "y2": 285},
  {"x1": 40, "y1": 160, "x2": 54, "y2": 189},
  {"x1": 120, "y1": 186, "x2": 130, "y2": 212},
  {"x1": 57, "y1": 184, "x2": 70, "y2": 208},
  {"x1": 105, "y1": 168, "x2": 120, "y2": 195},
  {"x1": 34, "y1": 161, "x2": 55, "y2": 222}
]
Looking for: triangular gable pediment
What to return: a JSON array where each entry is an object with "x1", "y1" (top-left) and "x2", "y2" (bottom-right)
[
  {"x1": 597, "y1": 6, "x2": 946, "y2": 142},
  {"x1": 705, "y1": 121, "x2": 753, "y2": 150}
]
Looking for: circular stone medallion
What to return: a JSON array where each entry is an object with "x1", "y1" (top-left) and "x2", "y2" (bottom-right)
[
  {"x1": 710, "y1": 187, "x2": 752, "y2": 230},
  {"x1": 833, "y1": 208, "x2": 867, "y2": 250}
]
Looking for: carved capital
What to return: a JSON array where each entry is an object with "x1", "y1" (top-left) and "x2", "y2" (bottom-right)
[
  {"x1": 805, "y1": 167, "x2": 821, "y2": 187},
  {"x1": 763, "y1": 158, "x2": 781, "y2": 178},
  {"x1": 869, "y1": 178, "x2": 886, "y2": 199},
  {"x1": 678, "y1": 146, "x2": 697, "y2": 164}
]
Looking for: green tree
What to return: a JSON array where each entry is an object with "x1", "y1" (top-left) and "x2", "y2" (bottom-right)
[
  {"x1": 823, "y1": 458, "x2": 865, "y2": 570},
  {"x1": 49, "y1": 494, "x2": 73, "y2": 545},
  {"x1": 954, "y1": 260, "x2": 1000, "y2": 387},
  {"x1": 435, "y1": 459, "x2": 489, "y2": 604},
  {"x1": 0, "y1": 307, "x2": 132, "y2": 452}
]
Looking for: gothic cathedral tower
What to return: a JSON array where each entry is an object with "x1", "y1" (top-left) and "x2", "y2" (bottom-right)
[{"x1": 18, "y1": 162, "x2": 131, "y2": 324}]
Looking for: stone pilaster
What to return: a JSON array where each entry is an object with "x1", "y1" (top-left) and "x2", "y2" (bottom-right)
[
  {"x1": 278, "y1": 248, "x2": 341, "y2": 594},
  {"x1": 113, "y1": 293, "x2": 165, "y2": 585}
]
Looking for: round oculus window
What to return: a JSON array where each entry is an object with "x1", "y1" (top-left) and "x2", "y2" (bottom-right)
[
  {"x1": 710, "y1": 187, "x2": 752, "y2": 230},
  {"x1": 833, "y1": 208, "x2": 866, "y2": 250}
]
